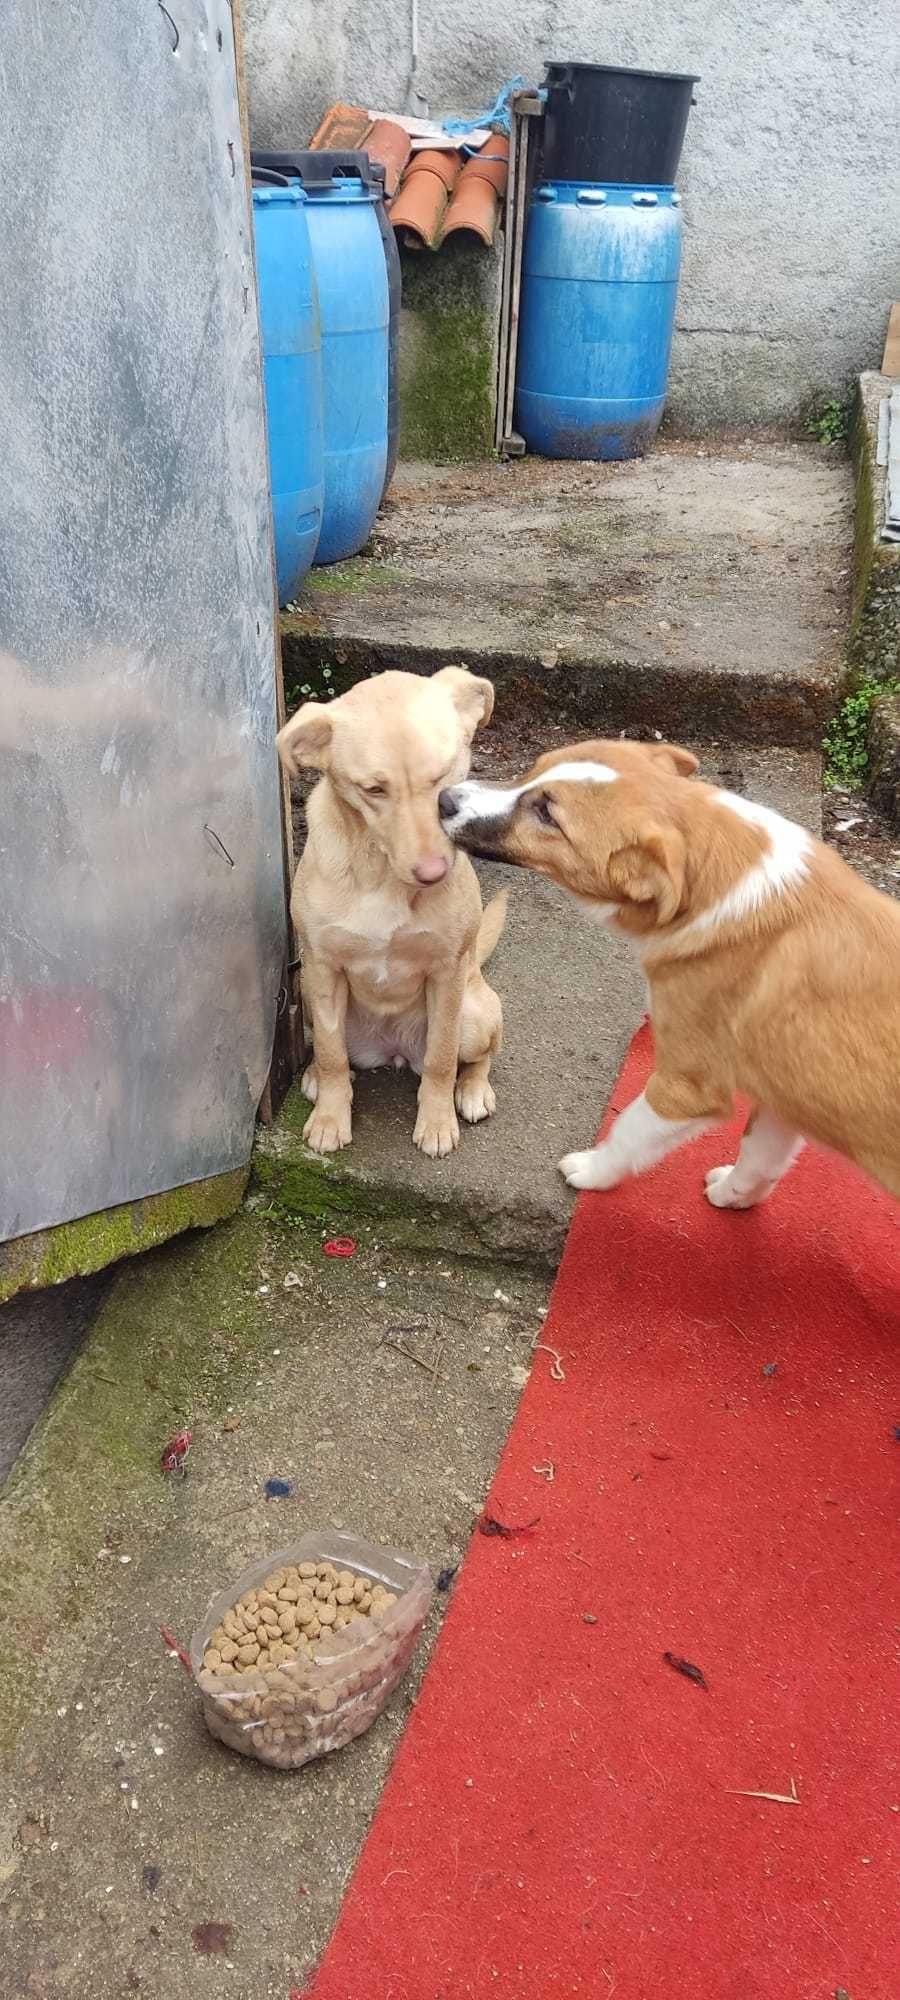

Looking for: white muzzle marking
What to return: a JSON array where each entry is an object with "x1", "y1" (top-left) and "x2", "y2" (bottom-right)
[{"x1": 441, "y1": 761, "x2": 618, "y2": 833}]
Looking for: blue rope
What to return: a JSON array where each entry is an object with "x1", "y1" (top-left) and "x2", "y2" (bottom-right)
[{"x1": 442, "y1": 76, "x2": 529, "y2": 144}]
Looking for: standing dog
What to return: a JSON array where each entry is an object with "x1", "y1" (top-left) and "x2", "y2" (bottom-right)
[
  {"x1": 277, "y1": 668, "x2": 504, "y2": 1158},
  {"x1": 439, "y1": 739, "x2": 900, "y2": 1206}
]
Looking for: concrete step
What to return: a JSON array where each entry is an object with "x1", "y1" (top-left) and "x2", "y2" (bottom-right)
[
  {"x1": 260, "y1": 744, "x2": 823, "y2": 1271},
  {"x1": 281, "y1": 444, "x2": 853, "y2": 749}
]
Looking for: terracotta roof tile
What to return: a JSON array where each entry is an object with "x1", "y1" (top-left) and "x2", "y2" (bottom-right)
[
  {"x1": 439, "y1": 138, "x2": 509, "y2": 245},
  {"x1": 403, "y1": 149, "x2": 463, "y2": 193},
  {"x1": 365, "y1": 119, "x2": 412, "y2": 198},
  {"x1": 306, "y1": 105, "x2": 509, "y2": 252},
  {"x1": 390, "y1": 168, "x2": 449, "y2": 250},
  {"x1": 458, "y1": 133, "x2": 509, "y2": 195},
  {"x1": 308, "y1": 101, "x2": 372, "y2": 153},
  {"x1": 440, "y1": 175, "x2": 501, "y2": 246}
]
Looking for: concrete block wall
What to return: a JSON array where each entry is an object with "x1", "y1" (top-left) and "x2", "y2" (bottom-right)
[{"x1": 242, "y1": 0, "x2": 900, "y2": 428}]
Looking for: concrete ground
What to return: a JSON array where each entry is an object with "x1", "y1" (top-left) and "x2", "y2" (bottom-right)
[
  {"x1": 0, "y1": 1199, "x2": 549, "y2": 2000},
  {"x1": 283, "y1": 442, "x2": 854, "y2": 744}
]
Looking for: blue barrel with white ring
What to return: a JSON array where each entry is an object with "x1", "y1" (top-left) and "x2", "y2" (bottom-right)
[{"x1": 515, "y1": 182, "x2": 683, "y2": 461}]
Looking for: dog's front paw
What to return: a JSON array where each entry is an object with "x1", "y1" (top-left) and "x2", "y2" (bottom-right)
[
  {"x1": 301, "y1": 1062, "x2": 318, "y2": 1103},
  {"x1": 304, "y1": 1098, "x2": 352, "y2": 1153},
  {"x1": 414, "y1": 1097, "x2": 460, "y2": 1158},
  {"x1": 455, "y1": 1075, "x2": 496, "y2": 1125},
  {"x1": 708, "y1": 1168, "x2": 764, "y2": 1208},
  {"x1": 558, "y1": 1145, "x2": 621, "y2": 1191}
]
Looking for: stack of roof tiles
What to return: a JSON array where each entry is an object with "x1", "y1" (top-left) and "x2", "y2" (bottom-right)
[{"x1": 309, "y1": 102, "x2": 509, "y2": 249}]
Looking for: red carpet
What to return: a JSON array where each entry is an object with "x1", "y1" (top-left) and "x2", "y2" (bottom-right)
[{"x1": 311, "y1": 1024, "x2": 900, "y2": 2000}]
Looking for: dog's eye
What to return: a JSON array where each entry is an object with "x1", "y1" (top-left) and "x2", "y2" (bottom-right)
[
  {"x1": 362, "y1": 783, "x2": 387, "y2": 799},
  {"x1": 531, "y1": 794, "x2": 557, "y2": 827}
]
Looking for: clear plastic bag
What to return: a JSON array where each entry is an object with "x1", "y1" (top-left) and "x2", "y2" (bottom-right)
[{"x1": 190, "y1": 1530, "x2": 433, "y2": 1769}]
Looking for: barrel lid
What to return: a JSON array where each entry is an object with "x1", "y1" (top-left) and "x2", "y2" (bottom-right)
[
  {"x1": 544, "y1": 61, "x2": 700, "y2": 84},
  {"x1": 252, "y1": 149, "x2": 385, "y2": 195}
]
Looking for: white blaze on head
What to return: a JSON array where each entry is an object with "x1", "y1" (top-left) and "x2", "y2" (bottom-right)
[{"x1": 441, "y1": 760, "x2": 618, "y2": 831}]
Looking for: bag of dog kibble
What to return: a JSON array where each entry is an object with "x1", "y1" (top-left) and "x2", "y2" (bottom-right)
[{"x1": 190, "y1": 1532, "x2": 433, "y2": 1769}]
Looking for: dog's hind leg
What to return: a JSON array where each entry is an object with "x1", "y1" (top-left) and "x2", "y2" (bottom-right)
[
  {"x1": 455, "y1": 974, "x2": 502, "y2": 1125},
  {"x1": 705, "y1": 1107, "x2": 805, "y2": 1209}
]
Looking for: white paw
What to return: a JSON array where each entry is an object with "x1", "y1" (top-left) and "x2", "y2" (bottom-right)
[
  {"x1": 558, "y1": 1145, "x2": 621, "y2": 1191},
  {"x1": 303, "y1": 1101, "x2": 352, "y2": 1153},
  {"x1": 455, "y1": 1077, "x2": 496, "y2": 1124},
  {"x1": 301, "y1": 1063, "x2": 318, "y2": 1103},
  {"x1": 704, "y1": 1165, "x2": 759, "y2": 1210}
]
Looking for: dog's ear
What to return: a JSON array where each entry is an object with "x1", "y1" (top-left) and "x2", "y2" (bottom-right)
[
  {"x1": 607, "y1": 822, "x2": 687, "y2": 926},
  {"x1": 276, "y1": 702, "x2": 334, "y2": 776},
  {"x1": 639, "y1": 741, "x2": 698, "y2": 777},
  {"x1": 432, "y1": 665, "x2": 495, "y2": 737}
]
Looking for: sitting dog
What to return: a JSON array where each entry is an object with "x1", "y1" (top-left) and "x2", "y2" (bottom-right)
[
  {"x1": 439, "y1": 739, "x2": 900, "y2": 1206},
  {"x1": 277, "y1": 668, "x2": 504, "y2": 1158}
]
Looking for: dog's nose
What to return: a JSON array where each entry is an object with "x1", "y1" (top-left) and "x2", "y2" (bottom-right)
[
  {"x1": 438, "y1": 789, "x2": 459, "y2": 820},
  {"x1": 413, "y1": 855, "x2": 449, "y2": 885}
]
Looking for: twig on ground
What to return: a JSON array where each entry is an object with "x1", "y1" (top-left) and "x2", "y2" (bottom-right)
[
  {"x1": 532, "y1": 1461, "x2": 556, "y2": 1481},
  {"x1": 728, "y1": 1776, "x2": 800, "y2": 1804},
  {"x1": 386, "y1": 1339, "x2": 438, "y2": 1376}
]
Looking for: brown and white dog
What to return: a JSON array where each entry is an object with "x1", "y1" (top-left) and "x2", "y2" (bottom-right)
[{"x1": 439, "y1": 739, "x2": 900, "y2": 1207}]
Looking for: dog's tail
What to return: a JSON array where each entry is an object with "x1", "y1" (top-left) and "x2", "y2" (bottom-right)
[{"x1": 476, "y1": 890, "x2": 507, "y2": 967}]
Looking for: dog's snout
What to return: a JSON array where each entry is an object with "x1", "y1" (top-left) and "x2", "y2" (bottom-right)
[
  {"x1": 413, "y1": 855, "x2": 449, "y2": 886},
  {"x1": 438, "y1": 788, "x2": 459, "y2": 820}
]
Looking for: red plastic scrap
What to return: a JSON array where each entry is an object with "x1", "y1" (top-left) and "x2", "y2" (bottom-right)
[
  {"x1": 160, "y1": 1427, "x2": 192, "y2": 1474},
  {"x1": 159, "y1": 1624, "x2": 193, "y2": 1676},
  {"x1": 323, "y1": 1236, "x2": 356, "y2": 1258}
]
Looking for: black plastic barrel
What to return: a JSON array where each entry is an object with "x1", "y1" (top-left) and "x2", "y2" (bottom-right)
[
  {"x1": 252, "y1": 149, "x2": 401, "y2": 497},
  {"x1": 541, "y1": 63, "x2": 698, "y2": 186}
]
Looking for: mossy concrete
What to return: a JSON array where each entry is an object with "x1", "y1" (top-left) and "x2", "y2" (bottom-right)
[
  {"x1": 397, "y1": 238, "x2": 501, "y2": 462},
  {"x1": 0, "y1": 1151, "x2": 547, "y2": 1996},
  {"x1": 0, "y1": 1205, "x2": 264, "y2": 1756},
  {"x1": 868, "y1": 691, "x2": 900, "y2": 825},
  {"x1": 278, "y1": 447, "x2": 852, "y2": 750},
  {"x1": 850, "y1": 374, "x2": 900, "y2": 689},
  {"x1": 0, "y1": 1169, "x2": 248, "y2": 1307}
]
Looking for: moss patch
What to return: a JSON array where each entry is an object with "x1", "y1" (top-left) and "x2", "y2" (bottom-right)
[
  {"x1": 398, "y1": 239, "x2": 499, "y2": 462},
  {"x1": 253, "y1": 1086, "x2": 551, "y2": 1269},
  {"x1": 302, "y1": 559, "x2": 402, "y2": 597},
  {"x1": 253, "y1": 1121, "x2": 485, "y2": 1261},
  {"x1": 0, "y1": 1169, "x2": 248, "y2": 1306},
  {"x1": 848, "y1": 376, "x2": 900, "y2": 678},
  {"x1": 0, "y1": 1202, "x2": 296, "y2": 1753}
]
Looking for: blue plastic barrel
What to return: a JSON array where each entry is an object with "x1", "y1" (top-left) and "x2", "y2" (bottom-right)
[
  {"x1": 252, "y1": 182, "x2": 324, "y2": 603},
  {"x1": 302, "y1": 171, "x2": 389, "y2": 564},
  {"x1": 252, "y1": 149, "x2": 400, "y2": 502},
  {"x1": 515, "y1": 183, "x2": 683, "y2": 461}
]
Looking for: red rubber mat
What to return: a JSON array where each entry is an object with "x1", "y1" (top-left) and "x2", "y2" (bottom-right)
[{"x1": 310, "y1": 1022, "x2": 900, "y2": 2000}]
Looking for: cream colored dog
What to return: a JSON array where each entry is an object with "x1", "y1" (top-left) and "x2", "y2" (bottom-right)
[
  {"x1": 276, "y1": 668, "x2": 504, "y2": 1158},
  {"x1": 440, "y1": 739, "x2": 900, "y2": 1206}
]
